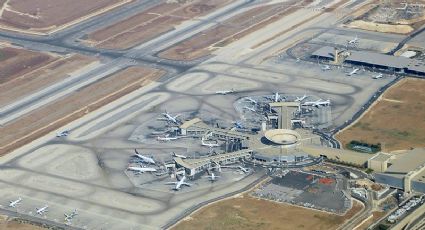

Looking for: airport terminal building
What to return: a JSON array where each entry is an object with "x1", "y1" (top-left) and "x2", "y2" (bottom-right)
[
  {"x1": 311, "y1": 46, "x2": 425, "y2": 76},
  {"x1": 369, "y1": 149, "x2": 425, "y2": 193}
]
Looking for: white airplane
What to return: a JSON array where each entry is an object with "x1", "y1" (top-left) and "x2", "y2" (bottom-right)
[
  {"x1": 205, "y1": 173, "x2": 220, "y2": 181},
  {"x1": 266, "y1": 92, "x2": 282, "y2": 102},
  {"x1": 295, "y1": 94, "x2": 308, "y2": 102},
  {"x1": 134, "y1": 149, "x2": 155, "y2": 164},
  {"x1": 347, "y1": 68, "x2": 360, "y2": 76},
  {"x1": 347, "y1": 35, "x2": 359, "y2": 45},
  {"x1": 215, "y1": 88, "x2": 234, "y2": 95},
  {"x1": 245, "y1": 97, "x2": 257, "y2": 104},
  {"x1": 36, "y1": 205, "x2": 48, "y2": 215},
  {"x1": 243, "y1": 106, "x2": 256, "y2": 112},
  {"x1": 238, "y1": 166, "x2": 249, "y2": 173},
  {"x1": 201, "y1": 138, "x2": 220, "y2": 147},
  {"x1": 158, "y1": 111, "x2": 180, "y2": 124},
  {"x1": 321, "y1": 65, "x2": 331, "y2": 71},
  {"x1": 172, "y1": 152, "x2": 187, "y2": 159},
  {"x1": 127, "y1": 166, "x2": 157, "y2": 173},
  {"x1": 291, "y1": 119, "x2": 306, "y2": 126},
  {"x1": 9, "y1": 198, "x2": 22, "y2": 208},
  {"x1": 56, "y1": 130, "x2": 70, "y2": 137},
  {"x1": 165, "y1": 176, "x2": 191, "y2": 190},
  {"x1": 373, "y1": 73, "x2": 383, "y2": 79},
  {"x1": 64, "y1": 209, "x2": 78, "y2": 222},
  {"x1": 157, "y1": 134, "x2": 179, "y2": 142},
  {"x1": 302, "y1": 99, "x2": 331, "y2": 107}
]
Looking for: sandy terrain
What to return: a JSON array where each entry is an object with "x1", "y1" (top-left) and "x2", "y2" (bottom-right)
[
  {"x1": 344, "y1": 0, "x2": 425, "y2": 34},
  {"x1": 172, "y1": 195, "x2": 363, "y2": 230},
  {"x1": 336, "y1": 78, "x2": 425, "y2": 152},
  {"x1": 0, "y1": 0, "x2": 131, "y2": 34},
  {"x1": 87, "y1": 0, "x2": 233, "y2": 50},
  {"x1": 346, "y1": 20, "x2": 414, "y2": 34},
  {"x1": 0, "y1": 66, "x2": 164, "y2": 155},
  {"x1": 0, "y1": 216, "x2": 46, "y2": 230},
  {"x1": 0, "y1": 46, "x2": 57, "y2": 84},
  {"x1": 159, "y1": 0, "x2": 312, "y2": 61},
  {"x1": 0, "y1": 54, "x2": 98, "y2": 107}
]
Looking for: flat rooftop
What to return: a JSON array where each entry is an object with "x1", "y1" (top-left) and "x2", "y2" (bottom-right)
[
  {"x1": 386, "y1": 148, "x2": 425, "y2": 174},
  {"x1": 311, "y1": 46, "x2": 335, "y2": 59},
  {"x1": 370, "y1": 152, "x2": 393, "y2": 162},
  {"x1": 345, "y1": 50, "x2": 410, "y2": 69},
  {"x1": 301, "y1": 144, "x2": 372, "y2": 166},
  {"x1": 311, "y1": 46, "x2": 425, "y2": 74}
]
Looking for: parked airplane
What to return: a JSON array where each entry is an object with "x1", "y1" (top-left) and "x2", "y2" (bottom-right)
[
  {"x1": 64, "y1": 209, "x2": 78, "y2": 222},
  {"x1": 36, "y1": 205, "x2": 48, "y2": 215},
  {"x1": 373, "y1": 73, "x2": 383, "y2": 79},
  {"x1": 347, "y1": 35, "x2": 359, "y2": 45},
  {"x1": 134, "y1": 149, "x2": 156, "y2": 164},
  {"x1": 56, "y1": 130, "x2": 70, "y2": 137},
  {"x1": 295, "y1": 94, "x2": 308, "y2": 102},
  {"x1": 165, "y1": 176, "x2": 191, "y2": 190},
  {"x1": 347, "y1": 68, "x2": 360, "y2": 76},
  {"x1": 321, "y1": 65, "x2": 331, "y2": 71},
  {"x1": 157, "y1": 134, "x2": 179, "y2": 142},
  {"x1": 215, "y1": 88, "x2": 234, "y2": 95},
  {"x1": 158, "y1": 111, "x2": 181, "y2": 124},
  {"x1": 245, "y1": 97, "x2": 257, "y2": 104},
  {"x1": 238, "y1": 166, "x2": 249, "y2": 173},
  {"x1": 302, "y1": 99, "x2": 331, "y2": 107},
  {"x1": 127, "y1": 166, "x2": 157, "y2": 173},
  {"x1": 9, "y1": 198, "x2": 22, "y2": 208},
  {"x1": 243, "y1": 106, "x2": 256, "y2": 112},
  {"x1": 205, "y1": 173, "x2": 220, "y2": 181},
  {"x1": 266, "y1": 92, "x2": 283, "y2": 102},
  {"x1": 172, "y1": 152, "x2": 187, "y2": 159}
]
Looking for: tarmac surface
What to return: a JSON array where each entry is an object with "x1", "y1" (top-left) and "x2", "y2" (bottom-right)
[{"x1": 0, "y1": 0, "x2": 421, "y2": 228}]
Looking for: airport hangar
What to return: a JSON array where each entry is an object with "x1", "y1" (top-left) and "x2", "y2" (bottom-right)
[
  {"x1": 311, "y1": 46, "x2": 425, "y2": 76},
  {"x1": 172, "y1": 84, "x2": 425, "y2": 194}
]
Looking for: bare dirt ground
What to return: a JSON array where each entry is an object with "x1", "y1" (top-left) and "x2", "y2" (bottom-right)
[
  {"x1": 336, "y1": 78, "x2": 425, "y2": 152},
  {"x1": 0, "y1": 0, "x2": 131, "y2": 34},
  {"x1": 159, "y1": 0, "x2": 313, "y2": 61},
  {"x1": 86, "y1": 0, "x2": 233, "y2": 50},
  {"x1": 0, "y1": 46, "x2": 57, "y2": 84},
  {"x1": 346, "y1": 20, "x2": 414, "y2": 34},
  {"x1": 0, "y1": 66, "x2": 164, "y2": 156},
  {"x1": 172, "y1": 195, "x2": 363, "y2": 230},
  {"x1": 0, "y1": 54, "x2": 98, "y2": 107},
  {"x1": 344, "y1": 0, "x2": 425, "y2": 34},
  {"x1": 0, "y1": 216, "x2": 45, "y2": 230}
]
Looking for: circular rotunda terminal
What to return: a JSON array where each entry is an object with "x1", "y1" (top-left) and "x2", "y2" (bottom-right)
[{"x1": 264, "y1": 129, "x2": 301, "y2": 147}]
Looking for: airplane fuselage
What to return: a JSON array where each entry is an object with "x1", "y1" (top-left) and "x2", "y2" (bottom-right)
[{"x1": 9, "y1": 198, "x2": 22, "y2": 207}]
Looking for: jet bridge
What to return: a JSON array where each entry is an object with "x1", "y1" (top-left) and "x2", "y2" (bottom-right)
[
  {"x1": 174, "y1": 149, "x2": 253, "y2": 176},
  {"x1": 180, "y1": 118, "x2": 251, "y2": 140}
]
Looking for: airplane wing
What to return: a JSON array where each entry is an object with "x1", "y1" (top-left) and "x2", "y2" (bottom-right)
[{"x1": 182, "y1": 182, "x2": 192, "y2": 186}]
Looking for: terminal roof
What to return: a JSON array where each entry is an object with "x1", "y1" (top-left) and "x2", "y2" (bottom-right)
[
  {"x1": 386, "y1": 148, "x2": 425, "y2": 174},
  {"x1": 311, "y1": 46, "x2": 335, "y2": 59},
  {"x1": 345, "y1": 50, "x2": 409, "y2": 69},
  {"x1": 180, "y1": 118, "x2": 202, "y2": 129}
]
